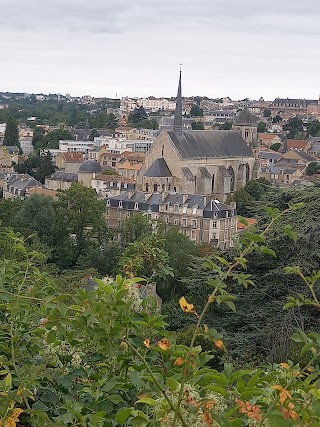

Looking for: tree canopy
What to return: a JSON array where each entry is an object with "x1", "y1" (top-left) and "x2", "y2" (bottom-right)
[
  {"x1": 3, "y1": 116, "x2": 20, "y2": 149},
  {"x1": 190, "y1": 104, "x2": 203, "y2": 117}
]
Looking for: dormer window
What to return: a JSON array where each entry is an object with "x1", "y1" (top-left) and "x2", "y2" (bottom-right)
[
  {"x1": 119, "y1": 201, "x2": 123, "y2": 208},
  {"x1": 165, "y1": 203, "x2": 169, "y2": 211},
  {"x1": 213, "y1": 212, "x2": 217, "y2": 219},
  {"x1": 134, "y1": 202, "x2": 139, "y2": 210}
]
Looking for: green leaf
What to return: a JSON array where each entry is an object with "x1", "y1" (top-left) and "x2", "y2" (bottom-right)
[
  {"x1": 47, "y1": 329, "x2": 57, "y2": 344},
  {"x1": 260, "y1": 246, "x2": 277, "y2": 257},
  {"x1": 116, "y1": 408, "x2": 132, "y2": 425},
  {"x1": 203, "y1": 385, "x2": 228, "y2": 397},
  {"x1": 5, "y1": 373, "x2": 12, "y2": 390},
  {"x1": 135, "y1": 397, "x2": 157, "y2": 407},
  {"x1": 215, "y1": 256, "x2": 230, "y2": 267},
  {"x1": 108, "y1": 394, "x2": 124, "y2": 404}
]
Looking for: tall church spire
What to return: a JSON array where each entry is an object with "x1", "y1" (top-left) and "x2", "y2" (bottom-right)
[{"x1": 173, "y1": 68, "x2": 183, "y2": 135}]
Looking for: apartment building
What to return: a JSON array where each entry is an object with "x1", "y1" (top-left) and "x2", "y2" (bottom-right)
[{"x1": 106, "y1": 191, "x2": 237, "y2": 249}]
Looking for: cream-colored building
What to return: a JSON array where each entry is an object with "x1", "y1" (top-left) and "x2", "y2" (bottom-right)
[
  {"x1": 106, "y1": 191, "x2": 237, "y2": 248},
  {"x1": 138, "y1": 73, "x2": 256, "y2": 202}
]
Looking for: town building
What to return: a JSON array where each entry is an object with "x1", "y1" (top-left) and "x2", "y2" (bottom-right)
[
  {"x1": 45, "y1": 171, "x2": 78, "y2": 191},
  {"x1": 3, "y1": 174, "x2": 45, "y2": 199},
  {"x1": 78, "y1": 160, "x2": 102, "y2": 187},
  {"x1": 92, "y1": 174, "x2": 136, "y2": 198},
  {"x1": 55, "y1": 152, "x2": 84, "y2": 172},
  {"x1": 19, "y1": 137, "x2": 34, "y2": 155},
  {"x1": 138, "y1": 72, "x2": 256, "y2": 202},
  {"x1": 106, "y1": 191, "x2": 237, "y2": 248},
  {"x1": 258, "y1": 133, "x2": 282, "y2": 148}
]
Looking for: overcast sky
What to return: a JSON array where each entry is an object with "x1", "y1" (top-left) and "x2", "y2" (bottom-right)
[{"x1": 1, "y1": 0, "x2": 319, "y2": 100}]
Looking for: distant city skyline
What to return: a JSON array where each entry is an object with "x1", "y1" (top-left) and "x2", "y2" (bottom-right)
[{"x1": 1, "y1": 0, "x2": 320, "y2": 100}]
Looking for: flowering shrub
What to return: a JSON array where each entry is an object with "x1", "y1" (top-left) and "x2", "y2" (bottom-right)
[{"x1": 1, "y1": 204, "x2": 320, "y2": 426}]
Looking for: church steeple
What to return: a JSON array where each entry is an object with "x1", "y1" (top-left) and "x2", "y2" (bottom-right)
[{"x1": 173, "y1": 68, "x2": 183, "y2": 135}]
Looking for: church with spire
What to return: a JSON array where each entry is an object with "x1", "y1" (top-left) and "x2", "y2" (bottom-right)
[{"x1": 138, "y1": 72, "x2": 256, "y2": 201}]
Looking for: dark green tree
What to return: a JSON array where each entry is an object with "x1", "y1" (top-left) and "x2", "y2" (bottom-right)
[
  {"x1": 257, "y1": 122, "x2": 267, "y2": 133},
  {"x1": 3, "y1": 116, "x2": 20, "y2": 147},
  {"x1": 13, "y1": 194, "x2": 55, "y2": 238},
  {"x1": 128, "y1": 106, "x2": 148, "y2": 126},
  {"x1": 89, "y1": 128, "x2": 99, "y2": 141},
  {"x1": 263, "y1": 109, "x2": 271, "y2": 117},
  {"x1": 308, "y1": 121, "x2": 320, "y2": 137},
  {"x1": 283, "y1": 117, "x2": 304, "y2": 138},
  {"x1": 305, "y1": 162, "x2": 320, "y2": 176},
  {"x1": 53, "y1": 182, "x2": 106, "y2": 251},
  {"x1": 218, "y1": 121, "x2": 232, "y2": 130},
  {"x1": 270, "y1": 142, "x2": 281, "y2": 152},
  {"x1": 32, "y1": 126, "x2": 46, "y2": 148},
  {"x1": 190, "y1": 104, "x2": 203, "y2": 117},
  {"x1": 105, "y1": 113, "x2": 118, "y2": 129},
  {"x1": 14, "y1": 152, "x2": 56, "y2": 184},
  {"x1": 272, "y1": 115, "x2": 283, "y2": 124},
  {"x1": 191, "y1": 121, "x2": 204, "y2": 130},
  {"x1": 119, "y1": 213, "x2": 153, "y2": 246},
  {"x1": 42, "y1": 129, "x2": 74, "y2": 149}
]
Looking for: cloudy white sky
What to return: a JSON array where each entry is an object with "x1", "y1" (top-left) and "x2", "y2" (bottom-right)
[{"x1": 0, "y1": 0, "x2": 319, "y2": 100}]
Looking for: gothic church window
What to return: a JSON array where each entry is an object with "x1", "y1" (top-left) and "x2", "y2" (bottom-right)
[{"x1": 227, "y1": 165, "x2": 235, "y2": 192}]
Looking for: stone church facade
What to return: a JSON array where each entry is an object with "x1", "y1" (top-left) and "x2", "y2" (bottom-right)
[{"x1": 137, "y1": 72, "x2": 256, "y2": 202}]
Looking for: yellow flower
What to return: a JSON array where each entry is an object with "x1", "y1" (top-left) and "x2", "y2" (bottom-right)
[
  {"x1": 272, "y1": 385, "x2": 291, "y2": 405},
  {"x1": 1, "y1": 408, "x2": 24, "y2": 427},
  {"x1": 282, "y1": 402, "x2": 299, "y2": 420},
  {"x1": 143, "y1": 339, "x2": 150, "y2": 349},
  {"x1": 214, "y1": 340, "x2": 224, "y2": 350},
  {"x1": 174, "y1": 357, "x2": 184, "y2": 366},
  {"x1": 158, "y1": 338, "x2": 171, "y2": 351},
  {"x1": 280, "y1": 362, "x2": 289, "y2": 369},
  {"x1": 179, "y1": 296, "x2": 195, "y2": 313}
]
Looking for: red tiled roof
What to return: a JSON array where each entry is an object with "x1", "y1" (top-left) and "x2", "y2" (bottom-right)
[
  {"x1": 278, "y1": 140, "x2": 309, "y2": 152},
  {"x1": 63, "y1": 152, "x2": 84, "y2": 162}
]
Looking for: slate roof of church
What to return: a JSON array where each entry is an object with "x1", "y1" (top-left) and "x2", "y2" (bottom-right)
[
  {"x1": 144, "y1": 158, "x2": 172, "y2": 177},
  {"x1": 167, "y1": 130, "x2": 253, "y2": 159},
  {"x1": 234, "y1": 107, "x2": 258, "y2": 125}
]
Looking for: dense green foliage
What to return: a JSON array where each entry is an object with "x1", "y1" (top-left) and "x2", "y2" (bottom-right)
[
  {"x1": 128, "y1": 107, "x2": 159, "y2": 130},
  {"x1": 270, "y1": 142, "x2": 281, "y2": 152},
  {"x1": 308, "y1": 120, "x2": 320, "y2": 137},
  {"x1": 257, "y1": 121, "x2": 267, "y2": 133},
  {"x1": 0, "y1": 96, "x2": 119, "y2": 128},
  {"x1": 190, "y1": 104, "x2": 203, "y2": 117},
  {"x1": 1, "y1": 199, "x2": 320, "y2": 425},
  {"x1": 32, "y1": 128, "x2": 74, "y2": 151},
  {"x1": 3, "y1": 116, "x2": 20, "y2": 150},
  {"x1": 218, "y1": 121, "x2": 232, "y2": 130},
  {"x1": 305, "y1": 161, "x2": 320, "y2": 176},
  {"x1": 14, "y1": 152, "x2": 56, "y2": 183},
  {"x1": 191, "y1": 121, "x2": 205, "y2": 130},
  {"x1": 283, "y1": 117, "x2": 304, "y2": 139}
]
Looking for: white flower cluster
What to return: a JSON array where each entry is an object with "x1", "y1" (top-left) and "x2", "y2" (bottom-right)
[{"x1": 153, "y1": 383, "x2": 227, "y2": 427}]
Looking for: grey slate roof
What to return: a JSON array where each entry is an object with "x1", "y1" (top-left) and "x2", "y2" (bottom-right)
[
  {"x1": 182, "y1": 167, "x2": 195, "y2": 181},
  {"x1": 79, "y1": 160, "x2": 102, "y2": 173},
  {"x1": 199, "y1": 167, "x2": 211, "y2": 178},
  {"x1": 167, "y1": 130, "x2": 253, "y2": 159},
  {"x1": 51, "y1": 171, "x2": 78, "y2": 182},
  {"x1": 234, "y1": 107, "x2": 258, "y2": 125},
  {"x1": 144, "y1": 158, "x2": 172, "y2": 177},
  {"x1": 259, "y1": 151, "x2": 281, "y2": 160},
  {"x1": 4, "y1": 146, "x2": 19, "y2": 154}
]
